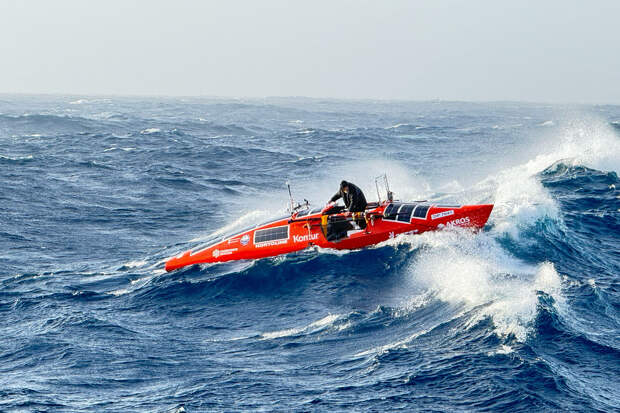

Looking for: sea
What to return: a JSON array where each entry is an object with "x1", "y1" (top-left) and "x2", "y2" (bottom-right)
[{"x1": 1, "y1": 95, "x2": 619, "y2": 412}]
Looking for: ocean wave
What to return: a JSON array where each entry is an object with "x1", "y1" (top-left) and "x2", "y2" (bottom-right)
[
  {"x1": 0, "y1": 154, "x2": 34, "y2": 164},
  {"x1": 103, "y1": 146, "x2": 136, "y2": 152},
  {"x1": 260, "y1": 313, "x2": 345, "y2": 339},
  {"x1": 2, "y1": 97, "x2": 619, "y2": 412},
  {"x1": 0, "y1": 113, "x2": 97, "y2": 131},
  {"x1": 396, "y1": 229, "x2": 563, "y2": 341},
  {"x1": 140, "y1": 127, "x2": 161, "y2": 134}
]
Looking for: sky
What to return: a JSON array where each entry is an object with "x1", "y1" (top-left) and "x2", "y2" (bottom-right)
[{"x1": 1, "y1": 0, "x2": 619, "y2": 103}]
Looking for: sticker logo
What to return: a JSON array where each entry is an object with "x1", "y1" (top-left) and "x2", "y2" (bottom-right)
[
  {"x1": 431, "y1": 210, "x2": 454, "y2": 220},
  {"x1": 255, "y1": 239, "x2": 288, "y2": 248},
  {"x1": 240, "y1": 234, "x2": 250, "y2": 246},
  {"x1": 293, "y1": 233, "x2": 319, "y2": 243},
  {"x1": 213, "y1": 248, "x2": 237, "y2": 258},
  {"x1": 446, "y1": 217, "x2": 470, "y2": 226}
]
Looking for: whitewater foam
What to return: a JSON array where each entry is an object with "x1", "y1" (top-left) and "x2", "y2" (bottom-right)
[
  {"x1": 490, "y1": 118, "x2": 617, "y2": 238},
  {"x1": 364, "y1": 153, "x2": 570, "y2": 343},
  {"x1": 260, "y1": 313, "x2": 342, "y2": 340},
  {"x1": 188, "y1": 210, "x2": 273, "y2": 244},
  {"x1": 353, "y1": 326, "x2": 434, "y2": 358},
  {"x1": 385, "y1": 123, "x2": 411, "y2": 129},
  {"x1": 534, "y1": 116, "x2": 620, "y2": 173},
  {"x1": 405, "y1": 229, "x2": 564, "y2": 341},
  {"x1": 122, "y1": 260, "x2": 148, "y2": 269},
  {"x1": 103, "y1": 147, "x2": 136, "y2": 152},
  {"x1": 0, "y1": 154, "x2": 34, "y2": 161}
]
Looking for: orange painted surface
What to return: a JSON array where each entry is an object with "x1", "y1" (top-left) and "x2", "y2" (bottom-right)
[{"x1": 165, "y1": 202, "x2": 494, "y2": 271}]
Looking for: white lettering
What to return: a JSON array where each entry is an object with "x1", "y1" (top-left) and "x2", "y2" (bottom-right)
[
  {"x1": 213, "y1": 248, "x2": 238, "y2": 257},
  {"x1": 446, "y1": 217, "x2": 470, "y2": 226},
  {"x1": 255, "y1": 239, "x2": 288, "y2": 248},
  {"x1": 293, "y1": 233, "x2": 319, "y2": 243}
]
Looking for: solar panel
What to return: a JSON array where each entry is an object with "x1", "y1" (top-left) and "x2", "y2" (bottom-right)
[
  {"x1": 397, "y1": 204, "x2": 415, "y2": 222},
  {"x1": 412, "y1": 205, "x2": 430, "y2": 219},
  {"x1": 383, "y1": 203, "x2": 416, "y2": 222},
  {"x1": 383, "y1": 203, "x2": 400, "y2": 219},
  {"x1": 254, "y1": 226, "x2": 289, "y2": 243}
]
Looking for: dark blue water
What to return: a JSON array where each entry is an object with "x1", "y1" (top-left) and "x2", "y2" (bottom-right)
[{"x1": 1, "y1": 95, "x2": 619, "y2": 412}]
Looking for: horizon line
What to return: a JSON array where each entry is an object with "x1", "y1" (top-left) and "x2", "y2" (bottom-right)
[{"x1": 1, "y1": 91, "x2": 619, "y2": 107}]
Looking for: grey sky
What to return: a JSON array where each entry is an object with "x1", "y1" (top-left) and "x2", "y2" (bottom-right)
[{"x1": 2, "y1": 0, "x2": 619, "y2": 103}]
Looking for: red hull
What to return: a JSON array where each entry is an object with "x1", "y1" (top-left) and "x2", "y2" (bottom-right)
[{"x1": 165, "y1": 201, "x2": 493, "y2": 271}]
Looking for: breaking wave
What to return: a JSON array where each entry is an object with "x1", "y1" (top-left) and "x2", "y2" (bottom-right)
[{"x1": 1, "y1": 97, "x2": 619, "y2": 412}]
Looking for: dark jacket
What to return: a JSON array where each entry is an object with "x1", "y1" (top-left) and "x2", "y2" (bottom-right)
[{"x1": 330, "y1": 182, "x2": 367, "y2": 212}]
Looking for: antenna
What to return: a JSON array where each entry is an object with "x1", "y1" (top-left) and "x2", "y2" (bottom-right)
[
  {"x1": 286, "y1": 181, "x2": 294, "y2": 213},
  {"x1": 285, "y1": 181, "x2": 309, "y2": 214}
]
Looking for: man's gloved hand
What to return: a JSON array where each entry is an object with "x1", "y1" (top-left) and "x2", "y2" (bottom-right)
[{"x1": 321, "y1": 202, "x2": 335, "y2": 214}]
